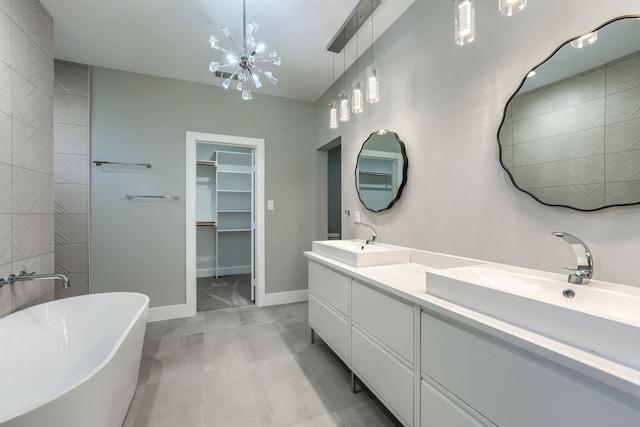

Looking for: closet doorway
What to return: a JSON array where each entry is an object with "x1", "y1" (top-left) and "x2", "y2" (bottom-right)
[{"x1": 186, "y1": 132, "x2": 265, "y2": 312}]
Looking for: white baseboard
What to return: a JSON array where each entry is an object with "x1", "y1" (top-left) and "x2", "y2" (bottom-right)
[
  {"x1": 148, "y1": 303, "x2": 195, "y2": 322},
  {"x1": 257, "y1": 289, "x2": 308, "y2": 307},
  {"x1": 147, "y1": 288, "x2": 308, "y2": 321}
]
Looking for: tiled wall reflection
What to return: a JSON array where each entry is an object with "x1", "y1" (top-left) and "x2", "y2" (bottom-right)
[
  {"x1": 53, "y1": 61, "x2": 89, "y2": 299},
  {"x1": 504, "y1": 50, "x2": 640, "y2": 210},
  {"x1": 0, "y1": 0, "x2": 55, "y2": 317}
]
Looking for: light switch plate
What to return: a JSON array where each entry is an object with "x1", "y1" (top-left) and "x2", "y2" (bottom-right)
[
  {"x1": 354, "y1": 211, "x2": 361, "y2": 222},
  {"x1": 267, "y1": 200, "x2": 274, "y2": 210}
]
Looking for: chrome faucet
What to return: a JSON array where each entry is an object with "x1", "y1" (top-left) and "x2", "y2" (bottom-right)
[
  {"x1": 0, "y1": 271, "x2": 71, "y2": 289},
  {"x1": 354, "y1": 221, "x2": 377, "y2": 245},
  {"x1": 552, "y1": 232, "x2": 593, "y2": 284}
]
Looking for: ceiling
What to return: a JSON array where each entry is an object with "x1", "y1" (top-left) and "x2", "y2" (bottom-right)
[{"x1": 39, "y1": 0, "x2": 414, "y2": 102}]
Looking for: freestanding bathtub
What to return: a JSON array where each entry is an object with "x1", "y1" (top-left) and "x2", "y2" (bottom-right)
[{"x1": 0, "y1": 292, "x2": 149, "y2": 427}]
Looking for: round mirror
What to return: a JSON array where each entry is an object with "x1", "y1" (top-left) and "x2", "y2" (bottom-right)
[
  {"x1": 356, "y1": 130, "x2": 408, "y2": 212},
  {"x1": 498, "y1": 16, "x2": 640, "y2": 211}
]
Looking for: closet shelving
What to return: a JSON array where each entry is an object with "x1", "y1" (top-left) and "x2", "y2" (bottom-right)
[{"x1": 196, "y1": 145, "x2": 253, "y2": 278}]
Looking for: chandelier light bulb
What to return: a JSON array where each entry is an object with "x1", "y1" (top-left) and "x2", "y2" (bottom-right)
[
  {"x1": 329, "y1": 101, "x2": 339, "y2": 129},
  {"x1": 366, "y1": 67, "x2": 379, "y2": 104},
  {"x1": 498, "y1": 0, "x2": 527, "y2": 17},
  {"x1": 264, "y1": 71, "x2": 277, "y2": 85},
  {"x1": 352, "y1": 79, "x2": 363, "y2": 114},
  {"x1": 222, "y1": 78, "x2": 231, "y2": 89},
  {"x1": 271, "y1": 57, "x2": 281, "y2": 65},
  {"x1": 454, "y1": 0, "x2": 476, "y2": 46},
  {"x1": 242, "y1": 89, "x2": 252, "y2": 100},
  {"x1": 209, "y1": 36, "x2": 220, "y2": 49},
  {"x1": 209, "y1": 62, "x2": 220, "y2": 73},
  {"x1": 222, "y1": 26, "x2": 231, "y2": 37},
  {"x1": 570, "y1": 31, "x2": 598, "y2": 49},
  {"x1": 252, "y1": 73, "x2": 262, "y2": 88}
]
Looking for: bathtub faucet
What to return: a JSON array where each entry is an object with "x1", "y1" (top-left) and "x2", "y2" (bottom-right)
[
  {"x1": 5, "y1": 271, "x2": 71, "y2": 289},
  {"x1": 552, "y1": 232, "x2": 593, "y2": 284}
]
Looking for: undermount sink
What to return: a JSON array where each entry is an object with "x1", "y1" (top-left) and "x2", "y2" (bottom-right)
[
  {"x1": 312, "y1": 239, "x2": 410, "y2": 267},
  {"x1": 426, "y1": 263, "x2": 640, "y2": 370}
]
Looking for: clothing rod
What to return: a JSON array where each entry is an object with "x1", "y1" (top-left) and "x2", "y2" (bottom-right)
[
  {"x1": 125, "y1": 195, "x2": 179, "y2": 200},
  {"x1": 94, "y1": 161, "x2": 152, "y2": 168},
  {"x1": 359, "y1": 171, "x2": 392, "y2": 177}
]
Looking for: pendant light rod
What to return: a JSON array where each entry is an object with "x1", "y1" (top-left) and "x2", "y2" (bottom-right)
[{"x1": 327, "y1": 0, "x2": 381, "y2": 53}]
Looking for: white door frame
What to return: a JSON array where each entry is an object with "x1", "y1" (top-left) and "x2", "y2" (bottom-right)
[{"x1": 186, "y1": 131, "x2": 266, "y2": 314}]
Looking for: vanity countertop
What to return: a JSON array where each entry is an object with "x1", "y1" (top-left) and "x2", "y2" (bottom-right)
[{"x1": 304, "y1": 250, "x2": 640, "y2": 402}]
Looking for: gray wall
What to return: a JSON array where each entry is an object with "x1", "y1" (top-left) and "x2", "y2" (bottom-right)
[
  {"x1": 502, "y1": 50, "x2": 640, "y2": 210},
  {"x1": 90, "y1": 67, "x2": 315, "y2": 307},
  {"x1": 53, "y1": 60, "x2": 90, "y2": 298},
  {"x1": 0, "y1": 0, "x2": 54, "y2": 317},
  {"x1": 314, "y1": 0, "x2": 640, "y2": 288}
]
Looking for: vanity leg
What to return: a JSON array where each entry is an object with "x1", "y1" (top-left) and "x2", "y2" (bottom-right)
[
  {"x1": 311, "y1": 328, "x2": 315, "y2": 344},
  {"x1": 351, "y1": 371, "x2": 357, "y2": 394}
]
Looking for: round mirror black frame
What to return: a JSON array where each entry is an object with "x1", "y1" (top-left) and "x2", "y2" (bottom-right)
[
  {"x1": 498, "y1": 15, "x2": 640, "y2": 212},
  {"x1": 355, "y1": 130, "x2": 409, "y2": 212}
]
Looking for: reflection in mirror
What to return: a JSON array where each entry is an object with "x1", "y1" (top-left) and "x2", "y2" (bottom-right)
[
  {"x1": 499, "y1": 16, "x2": 640, "y2": 211},
  {"x1": 356, "y1": 130, "x2": 408, "y2": 212}
]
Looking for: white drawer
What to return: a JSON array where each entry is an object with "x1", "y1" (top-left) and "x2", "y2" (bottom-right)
[
  {"x1": 308, "y1": 261, "x2": 349, "y2": 316},
  {"x1": 421, "y1": 312, "x2": 640, "y2": 427},
  {"x1": 309, "y1": 294, "x2": 349, "y2": 363},
  {"x1": 352, "y1": 279, "x2": 414, "y2": 363},
  {"x1": 421, "y1": 378, "x2": 493, "y2": 427},
  {"x1": 352, "y1": 326, "x2": 414, "y2": 426}
]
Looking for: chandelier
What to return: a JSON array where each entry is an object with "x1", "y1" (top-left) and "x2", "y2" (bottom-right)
[{"x1": 208, "y1": 0, "x2": 281, "y2": 100}]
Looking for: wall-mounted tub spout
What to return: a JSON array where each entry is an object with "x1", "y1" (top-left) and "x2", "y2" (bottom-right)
[
  {"x1": 2, "y1": 271, "x2": 71, "y2": 289},
  {"x1": 552, "y1": 232, "x2": 593, "y2": 284}
]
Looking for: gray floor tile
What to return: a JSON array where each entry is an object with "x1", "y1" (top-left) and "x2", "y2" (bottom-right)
[
  {"x1": 203, "y1": 306, "x2": 242, "y2": 331},
  {"x1": 336, "y1": 400, "x2": 402, "y2": 427},
  {"x1": 262, "y1": 376, "x2": 335, "y2": 426},
  {"x1": 127, "y1": 301, "x2": 400, "y2": 427},
  {"x1": 291, "y1": 413, "x2": 346, "y2": 427},
  {"x1": 203, "y1": 326, "x2": 253, "y2": 372},
  {"x1": 131, "y1": 374, "x2": 205, "y2": 426}
]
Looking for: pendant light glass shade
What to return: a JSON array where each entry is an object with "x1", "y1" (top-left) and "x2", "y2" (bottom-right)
[
  {"x1": 570, "y1": 31, "x2": 598, "y2": 49},
  {"x1": 351, "y1": 79, "x2": 364, "y2": 114},
  {"x1": 498, "y1": 0, "x2": 527, "y2": 17},
  {"x1": 329, "y1": 101, "x2": 339, "y2": 129},
  {"x1": 339, "y1": 90, "x2": 350, "y2": 122},
  {"x1": 454, "y1": 0, "x2": 476, "y2": 46},
  {"x1": 366, "y1": 66, "x2": 379, "y2": 104}
]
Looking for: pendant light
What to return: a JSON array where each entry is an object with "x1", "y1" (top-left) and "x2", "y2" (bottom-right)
[
  {"x1": 351, "y1": 11, "x2": 364, "y2": 114},
  {"x1": 498, "y1": 0, "x2": 527, "y2": 17},
  {"x1": 366, "y1": 0, "x2": 379, "y2": 104},
  {"x1": 329, "y1": 55, "x2": 338, "y2": 129},
  {"x1": 339, "y1": 50, "x2": 350, "y2": 122},
  {"x1": 453, "y1": 0, "x2": 476, "y2": 46}
]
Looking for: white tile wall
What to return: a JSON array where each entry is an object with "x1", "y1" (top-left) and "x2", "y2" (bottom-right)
[
  {"x1": 12, "y1": 70, "x2": 52, "y2": 134},
  {"x1": 0, "y1": 111, "x2": 11, "y2": 163},
  {"x1": 0, "y1": 0, "x2": 54, "y2": 317},
  {"x1": 12, "y1": 118, "x2": 52, "y2": 173},
  {"x1": 53, "y1": 61, "x2": 89, "y2": 300},
  {"x1": 12, "y1": 21, "x2": 53, "y2": 96},
  {"x1": 0, "y1": 9, "x2": 10, "y2": 66}
]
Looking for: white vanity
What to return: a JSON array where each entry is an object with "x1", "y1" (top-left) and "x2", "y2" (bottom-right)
[{"x1": 305, "y1": 240, "x2": 640, "y2": 427}]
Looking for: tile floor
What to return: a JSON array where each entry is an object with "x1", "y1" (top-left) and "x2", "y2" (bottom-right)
[{"x1": 123, "y1": 302, "x2": 402, "y2": 427}]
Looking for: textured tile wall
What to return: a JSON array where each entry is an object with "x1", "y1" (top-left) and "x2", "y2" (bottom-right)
[
  {"x1": 0, "y1": 0, "x2": 54, "y2": 318},
  {"x1": 53, "y1": 61, "x2": 89, "y2": 299},
  {"x1": 505, "y1": 50, "x2": 640, "y2": 210}
]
